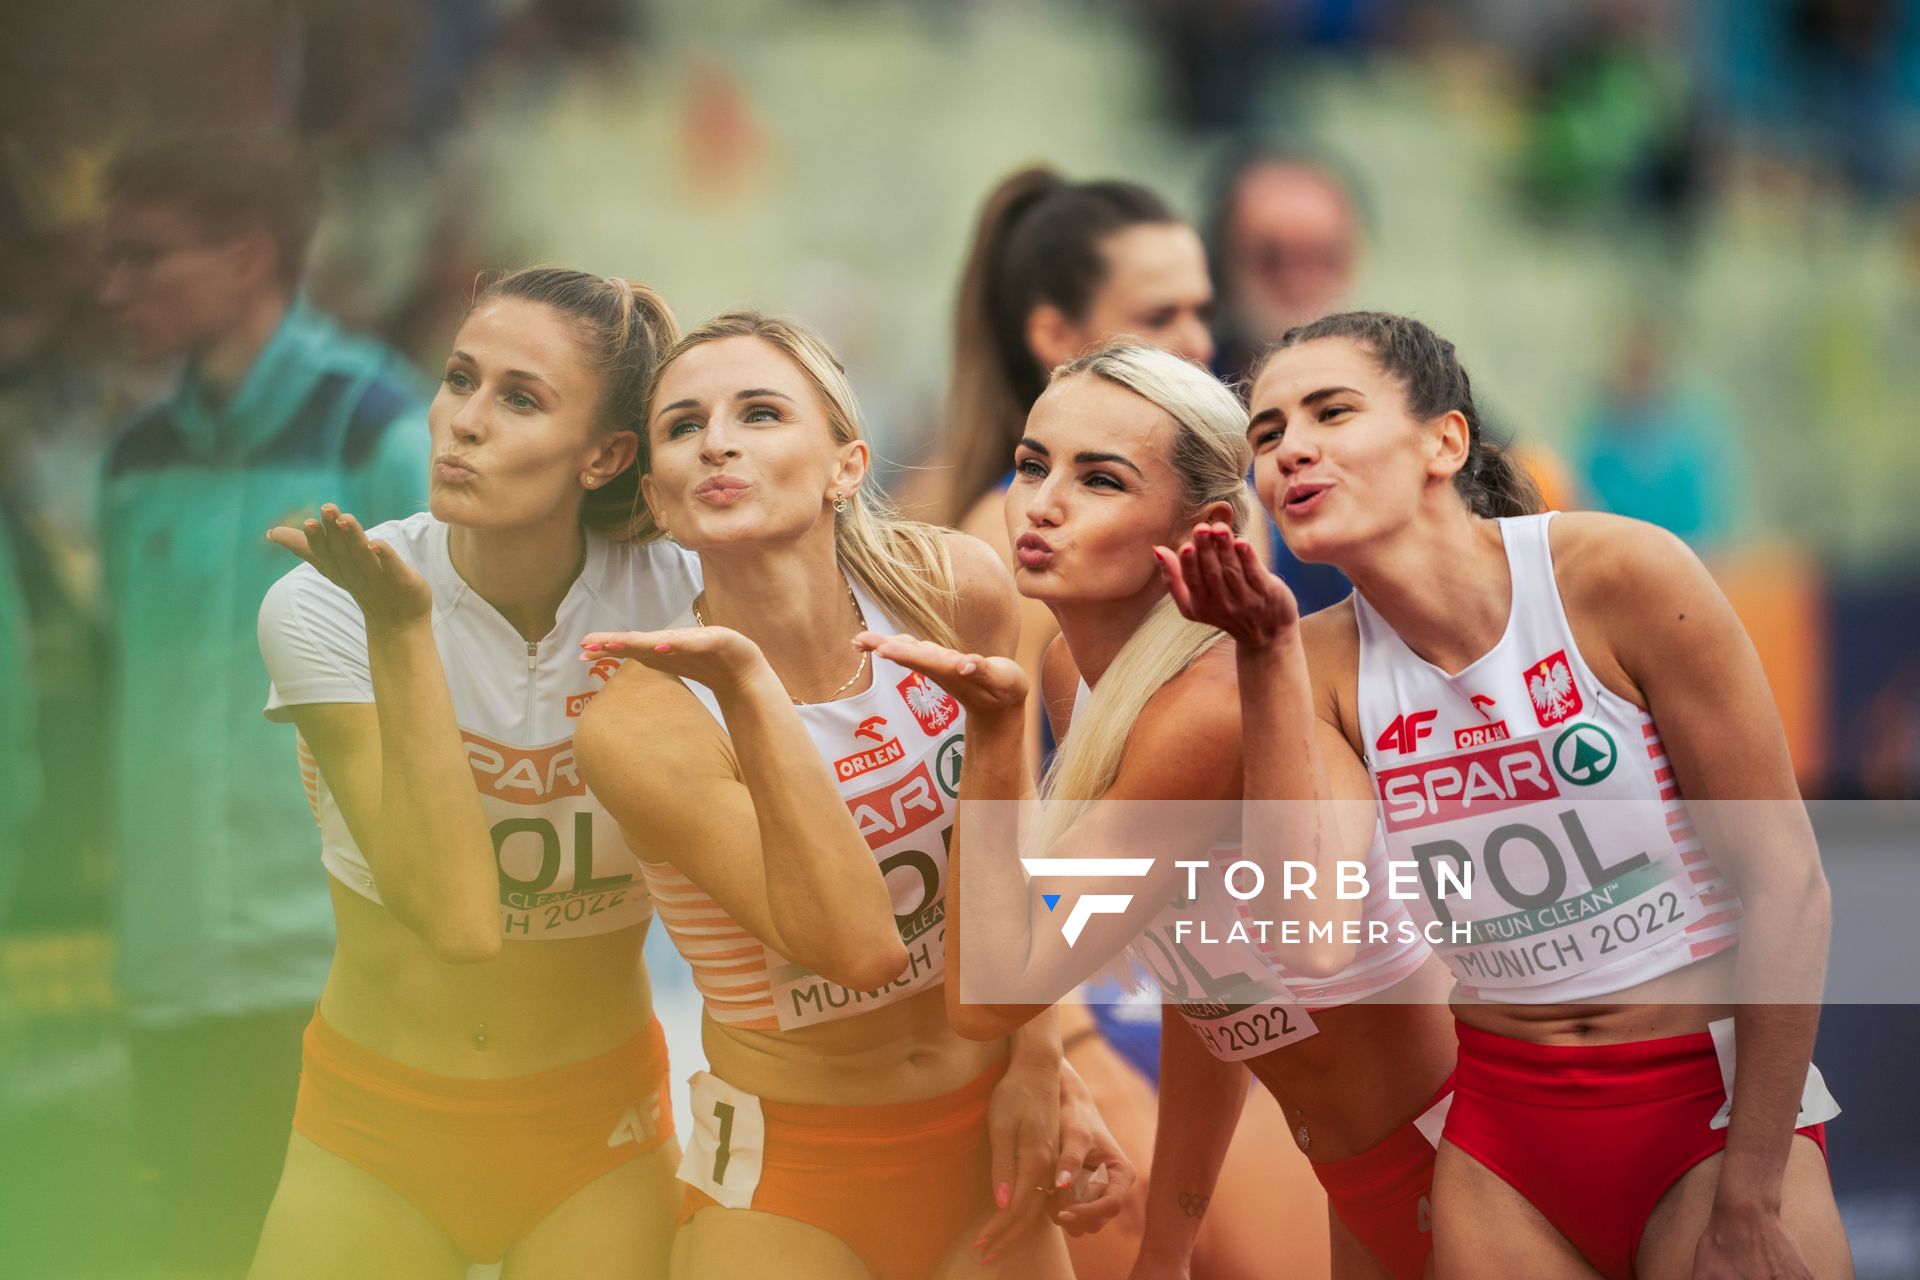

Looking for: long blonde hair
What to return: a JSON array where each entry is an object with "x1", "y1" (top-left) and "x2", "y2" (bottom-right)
[
  {"x1": 641, "y1": 311, "x2": 962, "y2": 649},
  {"x1": 1036, "y1": 343, "x2": 1252, "y2": 849}
]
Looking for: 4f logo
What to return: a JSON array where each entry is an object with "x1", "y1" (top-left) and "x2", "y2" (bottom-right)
[
  {"x1": 1375, "y1": 710, "x2": 1437, "y2": 756},
  {"x1": 1021, "y1": 858, "x2": 1154, "y2": 946},
  {"x1": 1527, "y1": 651, "x2": 1582, "y2": 727}
]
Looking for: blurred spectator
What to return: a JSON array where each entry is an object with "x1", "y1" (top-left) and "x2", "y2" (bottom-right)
[
  {"x1": 94, "y1": 129, "x2": 427, "y2": 1271},
  {"x1": 1573, "y1": 320, "x2": 1741, "y2": 551},
  {"x1": 1514, "y1": 0, "x2": 1700, "y2": 230},
  {"x1": 1204, "y1": 147, "x2": 1359, "y2": 611},
  {"x1": 1205, "y1": 147, "x2": 1365, "y2": 386}
]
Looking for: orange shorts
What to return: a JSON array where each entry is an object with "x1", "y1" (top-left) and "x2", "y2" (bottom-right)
[
  {"x1": 676, "y1": 1064, "x2": 1003, "y2": 1280},
  {"x1": 292, "y1": 1011, "x2": 673, "y2": 1263}
]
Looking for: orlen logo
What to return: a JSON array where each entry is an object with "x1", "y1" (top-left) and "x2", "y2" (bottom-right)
[
  {"x1": 463, "y1": 732, "x2": 585, "y2": 804},
  {"x1": 1375, "y1": 710, "x2": 1437, "y2": 756},
  {"x1": 855, "y1": 715, "x2": 888, "y2": 743},
  {"x1": 897, "y1": 673, "x2": 960, "y2": 736},
  {"x1": 835, "y1": 736, "x2": 905, "y2": 782},
  {"x1": 1376, "y1": 740, "x2": 1559, "y2": 831},
  {"x1": 566, "y1": 657, "x2": 625, "y2": 718},
  {"x1": 1455, "y1": 721, "x2": 1510, "y2": 749},
  {"x1": 1021, "y1": 858, "x2": 1155, "y2": 946},
  {"x1": 847, "y1": 760, "x2": 942, "y2": 849}
]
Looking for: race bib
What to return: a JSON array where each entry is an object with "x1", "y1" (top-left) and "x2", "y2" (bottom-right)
[
  {"x1": 1377, "y1": 732, "x2": 1707, "y2": 990},
  {"x1": 1138, "y1": 877, "x2": 1318, "y2": 1062},
  {"x1": 677, "y1": 1071, "x2": 765, "y2": 1209}
]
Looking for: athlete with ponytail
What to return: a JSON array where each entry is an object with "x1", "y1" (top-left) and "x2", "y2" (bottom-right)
[
  {"x1": 573, "y1": 312, "x2": 1127, "y2": 1280},
  {"x1": 1161, "y1": 312, "x2": 1849, "y2": 1280},
  {"x1": 865, "y1": 342, "x2": 1458, "y2": 1278},
  {"x1": 252, "y1": 268, "x2": 698, "y2": 1278}
]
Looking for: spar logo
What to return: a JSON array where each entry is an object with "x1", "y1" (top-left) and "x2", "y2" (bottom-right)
[
  {"x1": 933, "y1": 733, "x2": 965, "y2": 799},
  {"x1": 897, "y1": 672, "x2": 960, "y2": 736},
  {"x1": 1526, "y1": 651, "x2": 1583, "y2": 727},
  {"x1": 567, "y1": 656, "x2": 625, "y2": 717},
  {"x1": 1552, "y1": 723, "x2": 1617, "y2": 785},
  {"x1": 462, "y1": 732, "x2": 586, "y2": 804},
  {"x1": 846, "y1": 760, "x2": 942, "y2": 849},
  {"x1": 1022, "y1": 858, "x2": 1155, "y2": 946},
  {"x1": 1376, "y1": 740, "x2": 1560, "y2": 831}
]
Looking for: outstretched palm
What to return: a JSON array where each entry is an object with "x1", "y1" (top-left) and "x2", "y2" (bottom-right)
[
  {"x1": 1155, "y1": 522, "x2": 1300, "y2": 648},
  {"x1": 854, "y1": 630, "x2": 1028, "y2": 719},
  {"x1": 268, "y1": 505, "x2": 432, "y2": 633},
  {"x1": 579, "y1": 624, "x2": 770, "y2": 695}
]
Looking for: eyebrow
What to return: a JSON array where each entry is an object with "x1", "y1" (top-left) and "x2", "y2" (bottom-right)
[
  {"x1": 653, "y1": 387, "x2": 796, "y2": 421},
  {"x1": 1302, "y1": 385, "x2": 1362, "y2": 407},
  {"x1": 448, "y1": 351, "x2": 558, "y2": 396},
  {"x1": 1015, "y1": 437, "x2": 1145, "y2": 478}
]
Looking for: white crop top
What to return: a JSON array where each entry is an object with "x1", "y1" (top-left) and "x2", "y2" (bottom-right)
[
  {"x1": 258, "y1": 511, "x2": 702, "y2": 940},
  {"x1": 1354, "y1": 512, "x2": 1743, "y2": 1002},
  {"x1": 638, "y1": 579, "x2": 966, "y2": 1030}
]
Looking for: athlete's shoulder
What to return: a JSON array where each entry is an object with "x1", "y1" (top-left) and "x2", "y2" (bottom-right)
[
  {"x1": 596, "y1": 533, "x2": 703, "y2": 606},
  {"x1": 359, "y1": 510, "x2": 439, "y2": 565},
  {"x1": 1117, "y1": 642, "x2": 1243, "y2": 798},
  {"x1": 1547, "y1": 511, "x2": 1706, "y2": 607}
]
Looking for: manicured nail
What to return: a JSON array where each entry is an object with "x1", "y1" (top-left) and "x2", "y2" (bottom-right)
[
  {"x1": 972, "y1": 1238, "x2": 987, "y2": 1251},
  {"x1": 994, "y1": 1183, "x2": 1010, "y2": 1210},
  {"x1": 1056, "y1": 1169, "x2": 1074, "y2": 1187},
  {"x1": 983, "y1": 1253, "x2": 998, "y2": 1266},
  {"x1": 652, "y1": 643, "x2": 670, "y2": 653}
]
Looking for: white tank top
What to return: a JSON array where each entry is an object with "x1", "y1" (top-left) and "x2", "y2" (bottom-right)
[
  {"x1": 1354, "y1": 512, "x2": 1743, "y2": 1003},
  {"x1": 639, "y1": 579, "x2": 966, "y2": 1031},
  {"x1": 1069, "y1": 680, "x2": 1429, "y2": 1064},
  {"x1": 259, "y1": 512, "x2": 703, "y2": 939}
]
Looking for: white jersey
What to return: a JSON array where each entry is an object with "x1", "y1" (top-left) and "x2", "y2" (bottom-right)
[
  {"x1": 1354, "y1": 512, "x2": 1743, "y2": 1003},
  {"x1": 639, "y1": 578, "x2": 966, "y2": 1032},
  {"x1": 258, "y1": 511, "x2": 702, "y2": 940}
]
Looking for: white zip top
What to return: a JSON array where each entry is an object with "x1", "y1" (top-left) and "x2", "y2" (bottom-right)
[
  {"x1": 1353, "y1": 512, "x2": 1743, "y2": 1002},
  {"x1": 258, "y1": 511, "x2": 703, "y2": 940}
]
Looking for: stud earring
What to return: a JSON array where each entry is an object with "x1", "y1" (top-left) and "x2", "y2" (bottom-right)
[{"x1": 583, "y1": 475, "x2": 598, "y2": 488}]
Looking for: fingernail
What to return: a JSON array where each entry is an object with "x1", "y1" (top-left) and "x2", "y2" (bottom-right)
[
  {"x1": 652, "y1": 643, "x2": 670, "y2": 653},
  {"x1": 972, "y1": 1238, "x2": 987, "y2": 1250},
  {"x1": 1056, "y1": 1169, "x2": 1074, "y2": 1187},
  {"x1": 983, "y1": 1253, "x2": 998, "y2": 1266},
  {"x1": 994, "y1": 1183, "x2": 1010, "y2": 1210},
  {"x1": 1056, "y1": 1211, "x2": 1072, "y2": 1223}
]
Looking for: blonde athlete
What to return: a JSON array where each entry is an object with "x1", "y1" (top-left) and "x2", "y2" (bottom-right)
[
  {"x1": 1162, "y1": 312, "x2": 1848, "y2": 1280},
  {"x1": 573, "y1": 313, "x2": 1128, "y2": 1280},
  {"x1": 862, "y1": 342, "x2": 1458, "y2": 1279},
  {"x1": 253, "y1": 269, "x2": 696, "y2": 1278}
]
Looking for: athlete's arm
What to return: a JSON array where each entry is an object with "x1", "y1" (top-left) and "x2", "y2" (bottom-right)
[
  {"x1": 266, "y1": 508, "x2": 501, "y2": 963},
  {"x1": 1127, "y1": 1010, "x2": 1248, "y2": 1279},
  {"x1": 1159, "y1": 525, "x2": 1372, "y2": 977},
  {"x1": 577, "y1": 664, "x2": 908, "y2": 991},
  {"x1": 1566, "y1": 514, "x2": 1830, "y2": 1259}
]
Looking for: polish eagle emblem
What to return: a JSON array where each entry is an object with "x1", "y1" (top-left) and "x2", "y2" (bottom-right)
[{"x1": 1526, "y1": 651, "x2": 1582, "y2": 727}]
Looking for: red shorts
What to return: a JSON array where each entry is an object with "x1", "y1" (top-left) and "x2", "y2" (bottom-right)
[
  {"x1": 292, "y1": 1011, "x2": 674, "y2": 1263},
  {"x1": 1311, "y1": 1076, "x2": 1452, "y2": 1280},
  {"x1": 1443, "y1": 1021, "x2": 1830, "y2": 1280},
  {"x1": 676, "y1": 1065, "x2": 1002, "y2": 1280}
]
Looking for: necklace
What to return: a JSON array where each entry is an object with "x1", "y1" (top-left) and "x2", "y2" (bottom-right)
[{"x1": 692, "y1": 582, "x2": 869, "y2": 705}]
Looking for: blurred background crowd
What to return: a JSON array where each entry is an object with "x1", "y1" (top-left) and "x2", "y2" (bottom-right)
[{"x1": 2, "y1": 0, "x2": 1918, "y2": 1276}]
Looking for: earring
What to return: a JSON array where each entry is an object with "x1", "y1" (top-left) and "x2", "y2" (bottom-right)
[
  {"x1": 583, "y1": 475, "x2": 598, "y2": 488},
  {"x1": 833, "y1": 491, "x2": 850, "y2": 515},
  {"x1": 659, "y1": 524, "x2": 677, "y2": 543}
]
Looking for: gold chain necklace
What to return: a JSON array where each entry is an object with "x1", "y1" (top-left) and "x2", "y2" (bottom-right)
[{"x1": 692, "y1": 583, "x2": 869, "y2": 705}]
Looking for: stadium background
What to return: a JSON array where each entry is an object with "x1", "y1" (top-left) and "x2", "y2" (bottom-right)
[{"x1": 2, "y1": 1, "x2": 1917, "y2": 1275}]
